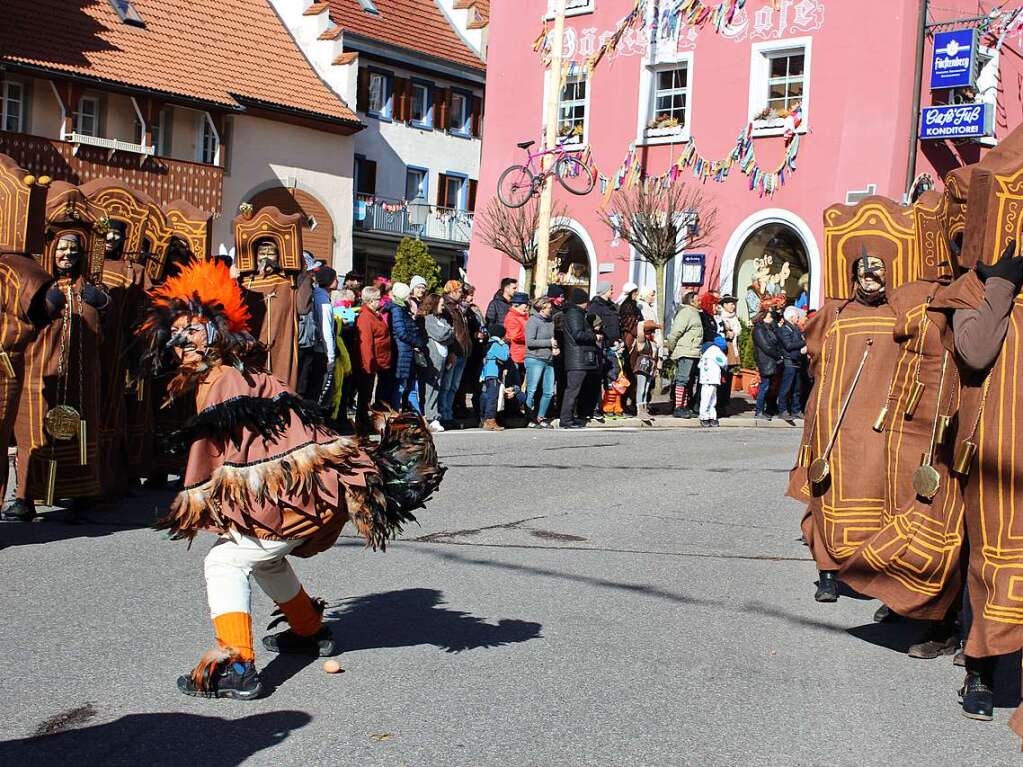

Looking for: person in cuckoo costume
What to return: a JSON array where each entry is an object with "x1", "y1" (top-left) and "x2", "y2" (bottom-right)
[
  {"x1": 838, "y1": 190, "x2": 967, "y2": 653},
  {"x1": 136, "y1": 258, "x2": 444, "y2": 699},
  {"x1": 4, "y1": 184, "x2": 111, "y2": 522},
  {"x1": 0, "y1": 157, "x2": 65, "y2": 502},
  {"x1": 787, "y1": 246, "x2": 900, "y2": 602},
  {"x1": 235, "y1": 206, "x2": 311, "y2": 392}
]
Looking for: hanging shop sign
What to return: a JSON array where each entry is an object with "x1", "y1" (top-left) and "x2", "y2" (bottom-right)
[
  {"x1": 919, "y1": 103, "x2": 993, "y2": 141},
  {"x1": 930, "y1": 29, "x2": 978, "y2": 90},
  {"x1": 680, "y1": 253, "x2": 706, "y2": 286}
]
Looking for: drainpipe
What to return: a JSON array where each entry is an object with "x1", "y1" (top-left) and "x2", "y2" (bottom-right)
[{"x1": 905, "y1": 0, "x2": 929, "y2": 200}]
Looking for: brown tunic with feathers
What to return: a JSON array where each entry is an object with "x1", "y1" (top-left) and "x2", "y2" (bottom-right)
[
  {"x1": 930, "y1": 272, "x2": 1023, "y2": 658},
  {"x1": 788, "y1": 298, "x2": 899, "y2": 571},
  {"x1": 839, "y1": 280, "x2": 965, "y2": 619},
  {"x1": 0, "y1": 254, "x2": 53, "y2": 497},
  {"x1": 165, "y1": 366, "x2": 385, "y2": 558},
  {"x1": 14, "y1": 274, "x2": 103, "y2": 500}
]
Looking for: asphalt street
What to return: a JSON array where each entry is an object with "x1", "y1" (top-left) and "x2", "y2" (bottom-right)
[{"x1": 0, "y1": 426, "x2": 1018, "y2": 766}]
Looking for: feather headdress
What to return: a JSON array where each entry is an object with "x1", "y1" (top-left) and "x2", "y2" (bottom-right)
[{"x1": 135, "y1": 258, "x2": 257, "y2": 400}]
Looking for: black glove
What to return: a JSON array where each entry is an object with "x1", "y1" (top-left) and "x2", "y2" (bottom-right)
[
  {"x1": 80, "y1": 284, "x2": 110, "y2": 310},
  {"x1": 43, "y1": 287, "x2": 66, "y2": 319},
  {"x1": 976, "y1": 240, "x2": 1023, "y2": 286}
]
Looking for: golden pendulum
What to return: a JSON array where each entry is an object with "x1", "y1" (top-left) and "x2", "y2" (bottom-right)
[
  {"x1": 797, "y1": 444, "x2": 812, "y2": 468},
  {"x1": 45, "y1": 459, "x2": 57, "y2": 506},
  {"x1": 934, "y1": 415, "x2": 951, "y2": 447},
  {"x1": 912, "y1": 452, "x2": 942, "y2": 501},
  {"x1": 808, "y1": 457, "x2": 831, "y2": 485},
  {"x1": 904, "y1": 381, "x2": 926, "y2": 417},
  {"x1": 0, "y1": 350, "x2": 14, "y2": 379},
  {"x1": 78, "y1": 419, "x2": 88, "y2": 465},
  {"x1": 872, "y1": 406, "x2": 889, "y2": 433},
  {"x1": 952, "y1": 440, "x2": 978, "y2": 476}
]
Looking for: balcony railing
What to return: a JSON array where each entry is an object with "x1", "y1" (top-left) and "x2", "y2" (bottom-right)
[
  {"x1": 354, "y1": 194, "x2": 473, "y2": 245},
  {"x1": 0, "y1": 131, "x2": 224, "y2": 215}
]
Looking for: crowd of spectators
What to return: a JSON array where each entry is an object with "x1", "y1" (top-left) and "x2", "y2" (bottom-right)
[{"x1": 297, "y1": 265, "x2": 810, "y2": 432}]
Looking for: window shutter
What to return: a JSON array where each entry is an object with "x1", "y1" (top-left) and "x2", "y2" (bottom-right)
[
  {"x1": 467, "y1": 179, "x2": 478, "y2": 212},
  {"x1": 395, "y1": 78, "x2": 411, "y2": 122},
  {"x1": 433, "y1": 88, "x2": 448, "y2": 130},
  {"x1": 357, "y1": 69, "x2": 370, "y2": 112},
  {"x1": 437, "y1": 173, "x2": 449, "y2": 207},
  {"x1": 365, "y1": 159, "x2": 377, "y2": 195},
  {"x1": 470, "y1": 96, "x2": 483, "y2": 137}
]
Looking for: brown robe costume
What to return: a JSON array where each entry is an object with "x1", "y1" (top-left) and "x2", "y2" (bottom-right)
[
  {"x1": 242, "y1": 273, "x2": 308, "y2": 392},
  {"x1": 15, "y1": 272, "x2": 104, "y2": 501},
  {"x1": 930, "y1": 272, "x2": 1023, "y2": 658},
  {"x1": 0, "y1": 255, "x2": 54, "y2": 497},
  {"x1": 838, "y1": 280, "x2": 965, "y2": 619},
  {"x1": 98, "y1": 258, "x2": 147, "y2": 494},
  {"x1": 788, "y1": 298, "x2": 900, "y2": 570}
]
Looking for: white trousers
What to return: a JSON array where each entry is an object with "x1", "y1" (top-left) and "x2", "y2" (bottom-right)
[
  {"x1": 204, "y1": 530, "x2": 303, "y2": 618},
  {"x1": 699, "y1": 383, "x2": 718, "y2": 421}
]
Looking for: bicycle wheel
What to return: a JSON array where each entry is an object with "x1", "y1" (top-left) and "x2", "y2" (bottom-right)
[
  {"x1": 555, "y1": 155, "x2": 596, "y2": 196},
  {"x1": 497, "y1": 165, "x2": 536, "y2": 208}
]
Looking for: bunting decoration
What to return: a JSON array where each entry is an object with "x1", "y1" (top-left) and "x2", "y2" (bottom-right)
[
  {"x1": 593, "y1": 115, "x2": 802, "y2": 199},
  {"x1": 586, "y1": 0, "x2": 648, "y2": 72},
  {"x1": 661, "y1": 0, "x2": 746, "y2": 39}
]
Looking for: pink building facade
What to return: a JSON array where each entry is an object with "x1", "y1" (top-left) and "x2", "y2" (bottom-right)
[{"x1": 468, "y1": 0, "x2": 1023, "y2": 321}]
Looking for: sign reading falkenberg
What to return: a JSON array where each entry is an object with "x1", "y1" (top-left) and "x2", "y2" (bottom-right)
[
  {"x1": 930, "y1": 29, "x2": 978, "y2": 90},
  {"x1": 919, "y1": 103, "x2": 993, "y2": 140}
]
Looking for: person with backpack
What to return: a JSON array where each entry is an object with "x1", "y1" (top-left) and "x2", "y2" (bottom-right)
[
  {"x1": 752, "y1": 309, "x2": 785, "y2": 422},
  {"x1": 296, "y1": 267, "x2": 337, "y2": 404}
]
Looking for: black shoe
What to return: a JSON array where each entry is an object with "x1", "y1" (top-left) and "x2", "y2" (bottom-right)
[
  {"x1": 873, "y1": 604, "x2": 893, "y2": 623},
  {"x1": 177, "y1": 657, "x2": 263, "y2": 700},
  {"x1": 262, "y1": 625, "x2": 335, "y2": 657},
  {"x1": 673, "y1": 408, "x2": 695, "y2": 419},
  {"x1": 561, "y1": 420, "x2": 584, "y2": 429},
  {"x1": 814, "y1": 571, "x2": 839, "y2": 602},
  {"x1": 792, "y1": 411, "x2": 805, "y2": 419},
  {"x1": 909, "y1": 635, "x2": 959, "y2": 659},
  {"x1": 699, "y1": 419, "x2": 711, "y2": 428},
  {"x1": 755, "y1": 412, "x2": 773, "y2": 422},
  {"x1": 953, "y1": 641, "x2": 966, "y2": 667},
  {"x1": 2, "y1": 498, "x2": 36, "y2": 522},
  {"x1": 710, "y1": 419, "x2": 720, "y2": 427},
  {"x1": 778, "y1": 411, "x2": 792, "y2": 420},
  {"x1": 591, "y1": 414, "x2": 605, "y2": 423},
  {"x1": 959, "y1": 672, "x2": 994, "y2": 721}
]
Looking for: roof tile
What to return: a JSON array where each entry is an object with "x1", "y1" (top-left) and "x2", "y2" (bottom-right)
[
  {"x1": 329, "y1": 0, "x2": 485, "y2": 72},
  {"x1": 0, "y1": 0, "x2": 359, "y2": 125}
]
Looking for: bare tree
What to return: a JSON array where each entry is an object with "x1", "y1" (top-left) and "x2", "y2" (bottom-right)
[
  {"x1": 476, "y1": 197, "x2": 567, "y2": 294},
  {"x1": 598, "y1": 180, "x2": 718, "y2": 320}
]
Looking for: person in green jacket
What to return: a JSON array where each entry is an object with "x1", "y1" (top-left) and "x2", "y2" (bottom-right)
[{"x1": 666, "y1": 292, "x2": 703, "y2": 418}]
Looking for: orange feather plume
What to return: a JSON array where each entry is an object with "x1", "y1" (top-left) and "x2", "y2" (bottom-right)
[{"x1": 150, "y1": 258, "x2": 251, "y2": 334}]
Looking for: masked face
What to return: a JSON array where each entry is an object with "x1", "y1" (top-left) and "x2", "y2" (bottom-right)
[
  {"x1": 169, "y1": 314, "x2": 212, "y2": 370},
  {"x1": 856, "y1": 255, "x2": 886, "y2": 295},
  {"x1": 105, "y1": 228, "x2": 124, "y2": 257},
  {"x1": 55, "y1": 236, "x2": 82, "y2": 273},
  {"x1": 256, "y1": 241, "x2": 280, "y2": 276}
]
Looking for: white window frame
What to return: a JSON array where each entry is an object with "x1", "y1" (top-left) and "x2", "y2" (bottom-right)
[
  {"x1": 637, "y1": 51, "x2": 694, "y2": 146},
  {"x1": 444, "y1": 174, "x2": 467, "y2": 212},
  {"x1": 1, "y1": 80, "x2": 25, "y2": 133},
  {"x1": 555, "y1": 71, "x2": 589, "y2": 148},
  {"x1": 547, "y1": 0, "x2": 594, "y2": 18},
  {"x1": 410, "y1": 82, "x2": 431, "y2": 127},
  {"x1": 405, "y1": 167, "x2": 427, "y2": 202},
  {"x1": 748, "y1": 36, "x2": 811, "y2": 138},
  {"x1": 131, "y1": 97, "x2": 167, "y2": 155},
  {"x1": 74, "y1": 95, "x2": 101, "y2": 137},
  {"x1": 197, "y1": 112, "x2": 220, "y2": 165},
  {"x1": 367, "y1": 71, "x2": 391, "y2": 118}
]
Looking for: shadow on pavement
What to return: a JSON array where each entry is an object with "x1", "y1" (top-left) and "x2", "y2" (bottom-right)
[
  {"x1": 0, "y1": 710, "x2": 311, "y2": 767},
  {"x1": 328, "y1": 587, "x2": 542, "y2": 654}
]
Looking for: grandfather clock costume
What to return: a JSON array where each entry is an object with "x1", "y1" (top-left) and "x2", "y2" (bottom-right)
[
  {"x1": 4, "y1": 182, "x2": 110, "y2": 521},
  {"x1": 81, "y1": 179, "x2": 151, "y2": 496},
  {"x1": 839, "y1": 186, "x2": 968, "y2": 625},
  {"x1": 235, "y1": 205, "x2": 311, "y2": 391},
  {"x1": 0, "y1": 155, "x2": 60, "y2": 502},
  {"x1": 787, "y1": 197, "x2": 906, "y2": 603}
]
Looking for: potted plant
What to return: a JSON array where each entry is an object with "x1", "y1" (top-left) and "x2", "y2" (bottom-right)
[
  {"x1": 646, "y1": 114, "x2": 682, "y2": 138},
  {"x1": 752, "y1": 105, "x2": 788, "y2": 129},
  {"x1": 735, "y1": 321, "x2": 760, "y2": 393},
  {"x1": 558, "y1": 123, "x2": 584, "y2": 144}
]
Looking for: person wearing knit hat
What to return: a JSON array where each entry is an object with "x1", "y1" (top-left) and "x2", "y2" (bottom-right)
[
  {"x1": 617, "y1": 281, "x2": 639, "y2": 305},
  {"x1": 408, "y1": 275, "x2": 429, "y2": 315},
  {"x1": 391, "y1": 282, "x2": 412, "y2": 303},
  {"x1": 546, "y1": 285, "x2": 565, "y2": 305}
]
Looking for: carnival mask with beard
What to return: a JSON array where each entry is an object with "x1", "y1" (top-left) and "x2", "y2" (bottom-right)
[
  {"x1": 855, "y1": 252, "x2": 887, "y2": 306},
  {"x1": 168, "y1": 315, "x2": 220, "y2": 377},
  {"x1": 54, "y1": 235, "x2": 82, "y2": 275},
  {"x1": 256, "y1": 240, "x2": 280, "y2": 276},
  {"x1": 105, "y1": 225, "x2": 125, "y2": 259}
]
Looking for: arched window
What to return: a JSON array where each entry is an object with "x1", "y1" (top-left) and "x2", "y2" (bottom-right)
[{"x1": 732, "y1": 223, "x2": 809, "y2": 321}]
